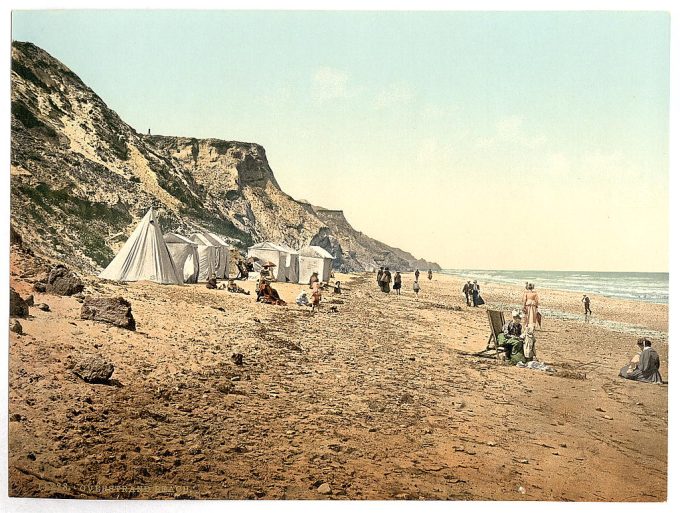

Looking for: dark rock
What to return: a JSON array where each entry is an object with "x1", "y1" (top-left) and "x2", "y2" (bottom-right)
[
  {"x1": 33, "y1": 282, "x2": 46, "y2": 293},
  {"x1": 10, "y1": 288, "x2": 29, "y2": 318},
  {"x1": 10, "y1": 224, "x2": 23, "y2": 246},
  {"x1": 46, "y1": 264, "x2": 84, "y2": 296},
  {"x1": 36, "y1": 303, "x2": 50, "y2": 312},
  {"x1": 10, "y1": 413, "x2": 24, "y2": 422},
  {"x1": 231, "y1": 353, "x2": 244, "y2": 365},
  {"x1": 9, "y1": 319, "x2": 23, "y2": 334},
  {"x1": 81, "y1": 296, "x2": 136, "y2": 330},
  {"x1": 24, "y1": 294, "x2": 34, "y2": 306},
  {"x1": 72, "y1": 355, "x2": 115, "y2": 383}
]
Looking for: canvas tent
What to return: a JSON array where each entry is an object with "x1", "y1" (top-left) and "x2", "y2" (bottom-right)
[
  {"x1": 247, "y1": 242, "x2": 299, "y2": 282},
  {"x1": 298, "y1": 245, "x2": 333, "y2": 284},
  {"x1": 278, "y1": 243, "x2": 300, "y2": 283},
  {"x1": 164, "y1": 233, "x2": 200, "y2": 283},
  {"x1": 100, "y1": 207, "x2": 182, "y2": 284},
  {"x1": 189, "y1": 233, "x2": 218, "y2": 282},
  {"x1": 202, "y1": 232, "x2": 231, "y2": 279}
]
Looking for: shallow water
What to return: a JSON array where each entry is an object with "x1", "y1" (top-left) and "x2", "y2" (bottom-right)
[
  {"x1": 443, "y1": 269, "x2": 669, "y2": 304},
  {"x1": 488, "y1": 301, "x2": 668, "y2": 341}
]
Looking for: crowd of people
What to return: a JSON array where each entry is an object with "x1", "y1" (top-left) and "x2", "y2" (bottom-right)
[
  {"x1": 375, "y1": 267, "x2": 436, "y2": 297},
  {"x1": 205, "y1": 258, "x2": 665, "y2": 385}
]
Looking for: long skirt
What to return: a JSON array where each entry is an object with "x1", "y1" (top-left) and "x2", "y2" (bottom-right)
[{"x1": 524, "y1": 300, "x2": 538, "y2": 327}]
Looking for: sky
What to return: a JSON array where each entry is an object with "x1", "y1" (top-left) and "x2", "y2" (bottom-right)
[{"x1": 10, "y1": 9, "x2": 670, "y2": 272}]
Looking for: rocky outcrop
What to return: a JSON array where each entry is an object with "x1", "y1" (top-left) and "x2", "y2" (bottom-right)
[
  {"x1": 45, "y1": 265, "x2": 84, "y2": 296},
  {"x1": 10, "y1": 41, "x2": 439, "y2": 274},
  {"x1": 80, "y1": 296, "x2": 136, "y2": 330},
  {"x1": 10, "y1": 288, "x2": 29, "y2": 318}
]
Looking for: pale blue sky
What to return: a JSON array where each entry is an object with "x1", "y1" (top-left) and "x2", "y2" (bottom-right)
[{"x1": 11, "y1": 10, "x2": 670, "y2": 271}]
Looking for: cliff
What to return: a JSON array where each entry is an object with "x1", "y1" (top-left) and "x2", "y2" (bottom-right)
[{"x1": 10, "y1": 41, "x2": 440, "y2": 273}]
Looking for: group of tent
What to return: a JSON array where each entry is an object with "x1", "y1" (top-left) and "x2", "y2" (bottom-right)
[
  {"x1": 246, "y1": 242, "x2": 334, "y2": 284},
  {"x1": 99, "y1": 207, "x2": 334, "y2": 286}
]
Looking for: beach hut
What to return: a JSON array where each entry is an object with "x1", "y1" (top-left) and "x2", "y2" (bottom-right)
[
  {"x1": 298, "y1": 245, "x2": 334, "y2": 284},
  {"x1": 189, "y1": 233, "x2": 218, "y2": 282},
  {"x1": 164, "y1": 233, "x2": 200, "y2": 283},
  {"x1": 202, "y1": 232, "x2": 231, "y2": 279},
  {"x1": 247, "y1": 242, "x2": 299, "y2": 282},
  {"x1": 278, "y1": 243, "x2": 300, "y2": 283},
  {"x1": 100, "y1": 207, "x2": 182, "y2": 284}
]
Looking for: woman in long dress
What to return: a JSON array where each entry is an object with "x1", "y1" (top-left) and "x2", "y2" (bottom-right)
[{"x1": 523, "y1": 283, "x2": 540, "y2": 328}]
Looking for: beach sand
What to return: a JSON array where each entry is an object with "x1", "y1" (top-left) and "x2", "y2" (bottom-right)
[{"x1": 8, "y1": 256, "x2": 668, "y2": 500}]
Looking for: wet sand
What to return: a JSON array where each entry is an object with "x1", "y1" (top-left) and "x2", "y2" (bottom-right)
[{"x1": 8, "y1": 259, "x2": 668, "y2": 500}]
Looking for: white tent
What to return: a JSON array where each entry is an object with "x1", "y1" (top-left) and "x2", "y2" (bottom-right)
[
  {"x1": 164, "y1": 233, "x2": 200, "y2": 283},
  {"x1": 100, "y1": 207, "x2": 182, "y2": 284},
  {"x1": 190, "y1": 233, "x2": 218, "y2": 282},
  {"x1": 278, "y1": 243, "x2": 300, "y2": 283},
  {"x1": 298, "y1": 245, "x2": 333, "y2": 284},
  {"x1": 247, "y1": 242, "x2": 298, "y2": 282},
  {"x1": 202, "y1": 232, "x2": 230, "y2": 279}
]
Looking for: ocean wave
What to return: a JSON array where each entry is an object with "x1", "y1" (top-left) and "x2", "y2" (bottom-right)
[{"x1": 440, "y1": 269, "x2": 668, "y2": 304}]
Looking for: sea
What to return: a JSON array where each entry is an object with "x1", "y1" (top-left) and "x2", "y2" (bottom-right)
[{"x1": 440, "y1": 269, "x2": 669, "y2": 305}]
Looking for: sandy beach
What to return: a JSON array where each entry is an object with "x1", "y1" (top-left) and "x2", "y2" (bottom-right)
[{"x1": 8, "y1": 254, "x2": 668, "y2": 500}]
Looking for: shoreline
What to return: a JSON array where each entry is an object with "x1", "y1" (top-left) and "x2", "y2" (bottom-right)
[
  {"x1": 438, "y1": 269, "x2": 669, "y2": 305},
  {"x1": 9, "y1": 254, "x2": 668, "y2": 500}
]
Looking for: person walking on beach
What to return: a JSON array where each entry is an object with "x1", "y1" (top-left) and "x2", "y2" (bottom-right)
[
  {"x1": 393, "y1": 271, "x2": 402, "y2": 295},
  {"x1": 462, "y1": 281, "x2": 472, "y2": 306},
  {"x1": 377, "y1": 267, "x2": 384, "y2": 289},
  {"x1": 471, "y1": 280, "x2": 482, "y2": 307},
  {"x1": 427, "y1": 269, "x2": 433, "y2": 281},
  {"x1": 523, "y1": 283, "x2": 541, "y2": 328},
  {"x1": 414, "y1": 269, "x2": 420, "y2": 282},
  {"x1": 582, "y1": 294, "x2": 592, "y2": 322},
  {"x1": 381, "y1": 267, "x2": 392, "y2": 293},
  {"x1": 413, "y1": 279, "x2": 421, "y2": 298}
]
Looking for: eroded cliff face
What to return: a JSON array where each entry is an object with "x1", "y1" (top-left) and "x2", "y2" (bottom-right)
[{"x1": 10, "y1": 41, "x2": 439, "y2": 273}]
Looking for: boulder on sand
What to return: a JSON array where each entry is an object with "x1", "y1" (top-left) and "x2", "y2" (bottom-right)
[
  {"x1": 10, "y1": 288, "x2": 29, "y2": 318},
  {"x1": 72, "y1": 356, "x2": 115, "y2": 384},
  {"x1": 80, "y1": 296, "x2": 136, "y2": 330},
  {"x1": 46, "y1": 264, "x2": 84, "y2": 296},
  {"x1": 9, "y1": 319, "x2": 23, "y2": 335}
]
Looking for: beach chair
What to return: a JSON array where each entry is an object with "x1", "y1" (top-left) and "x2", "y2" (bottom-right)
[{"x1": 479, "y1": 310, "x2": 505, "y2": 360}]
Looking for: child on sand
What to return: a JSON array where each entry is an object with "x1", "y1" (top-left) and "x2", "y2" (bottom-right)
[
  {"x1": 413, "y1": 280, "x2": 420, "y2": 298},
  {"x1": 311, "y1": 282, "x2": 322, "y2": 312}
]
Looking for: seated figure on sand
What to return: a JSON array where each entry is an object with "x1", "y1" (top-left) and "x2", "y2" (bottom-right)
[
  {"x1": 619, "y1": 338, "x2": 663, "y2": 384},
  {"x1": 333, "y1": 281, "x2": 341, "y2": 294},
  {"x1": 227, "y1": 279, "x2": 250, "y2": 295},
  {"x1": 206, "y1": 273, "x2": 218, "y2": 290},
  {"x1": 257, "y1": 279, "x2": 286, "y2": 306},
  {"x1": 296, "y1": 290, "x2": 310, "y2": 306},
  {"x1": 496, "y1": 310, "x2": 526, "y2": 365}
]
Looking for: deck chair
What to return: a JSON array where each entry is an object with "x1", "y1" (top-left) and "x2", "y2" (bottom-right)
[{"x1": 478, "y1": 309, "x2": 505, "y2": 360}]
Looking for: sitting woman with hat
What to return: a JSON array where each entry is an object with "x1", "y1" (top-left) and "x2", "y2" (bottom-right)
[{"x1": 497, "y1": 310, "x2": 527, "y2": 364}]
